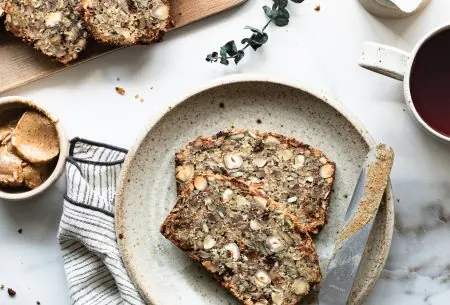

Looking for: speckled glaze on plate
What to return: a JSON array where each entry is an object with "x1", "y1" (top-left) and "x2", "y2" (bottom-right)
[{"x1": 116, "y1": 75, "x2": 394, "y2": 305}]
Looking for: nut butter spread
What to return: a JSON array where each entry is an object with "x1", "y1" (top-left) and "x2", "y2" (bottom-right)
[{"x1": 0, "y1": 110, "x2": 59, "y2": 190}]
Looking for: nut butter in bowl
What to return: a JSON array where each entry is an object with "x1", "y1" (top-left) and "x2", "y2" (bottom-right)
[{"x1": 0, "y1": 96, "x2": 68, "y2": 201}]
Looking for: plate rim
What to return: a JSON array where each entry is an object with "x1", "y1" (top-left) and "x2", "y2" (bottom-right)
[{"x1": 116, "y1": 74, "x2": 394, "y2": 305}]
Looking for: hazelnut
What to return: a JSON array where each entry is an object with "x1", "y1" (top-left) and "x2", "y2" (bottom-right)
[
  {"x1": 194, "y1": 176, "x2": 207, "y2": 191},
  {"x1": 151, "y1": 4, "x2": 170, "y2": 20},
  {"x1": 279, "y1": 149, "x2": 293, "y2": 161},
  {"x1": 176, "y1": 164, "x2": 194, "y2": 182},
  {"x1": 293, "y1": 155, "x2": 305, "y2": 169},
  {"x1": 250, "y1": 220, "x2": 262, "y2": 231},
  {"x1": 203, "y1": 235, "x2": 216, "y2": 250},
  {"x1": 292, "y1": 278, "x2": 309, "y2": 295},
  {"x1": 253, "y1": 158, "x2": 268, "y2": 168},
  {"x1": 223, "y1": 243, "x2": 240, "y2": 261},
  {"x1": 264, "y1": 136, "x2": 280, "y2": 145},
  {"x1": 320, "y1": 164, "x2": 335, "y2": 179},
  {"x1": 254, "y1": 270, "x2": 271, "y2": 287},
  {"x1": 222, "y1": 189, "x2": 234, "y2": 203},
  {"x1": 224, "y1": 154, "x2": 243, "y2": 169},
  {"x1": 265, "y1": 236, "x2": 284, "y2": 253},
  {"x1": 271, "y1": 292, "x2": 284, "y2": 305},
  {"x1": 253, "y1": 196, "x2": 268, "y2": 209}
]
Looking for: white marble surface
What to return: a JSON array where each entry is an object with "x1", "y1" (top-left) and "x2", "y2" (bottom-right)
[{"x1": 1, "y1": 0, "x2": 449, "y2": 304}]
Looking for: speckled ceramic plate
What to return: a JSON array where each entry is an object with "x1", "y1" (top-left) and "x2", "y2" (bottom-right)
[{"x1": 116, "y1": 75, "x2": 394, "y2": 305}]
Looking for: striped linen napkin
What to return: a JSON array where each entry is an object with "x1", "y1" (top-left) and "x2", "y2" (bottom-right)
[{"x1": 57, "y1": 138, "x2": 145, "y2": 305}]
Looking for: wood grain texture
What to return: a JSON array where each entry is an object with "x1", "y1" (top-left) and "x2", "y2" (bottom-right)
[{"x1": 0, "y1": 0, "x2": 247, "y2": 94}]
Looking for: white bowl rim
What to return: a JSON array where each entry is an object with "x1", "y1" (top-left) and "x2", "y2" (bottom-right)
[{"x1": 0, "y1": 96, "x2": 68, "y2": 201}]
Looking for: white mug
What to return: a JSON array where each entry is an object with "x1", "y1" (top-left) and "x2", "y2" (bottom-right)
[
  {"x1": 358, "y1": 24, "x2": 450, "y2": 143},
  {"x1": 358, "y1": 0, "x2": 431, "y2": 18}
]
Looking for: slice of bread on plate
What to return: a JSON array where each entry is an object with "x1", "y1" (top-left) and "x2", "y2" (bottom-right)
[
  {"x1": 161, "y1": 174, "x2": 321, "y2": 305},
  {"x1": 175, "y1": 129, "x2": 336, "y2": 234}
]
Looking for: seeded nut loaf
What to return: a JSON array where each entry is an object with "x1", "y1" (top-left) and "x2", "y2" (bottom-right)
[
  {"x1": 4, "y1": 0, "x2": 88, "y2": 63},
  {"x1": 175, "y1": 129, "x2": 336, "y2": 234},
  {"x1": 161, "y1": 174, "x2": 322, "y2": 305},
  {"x1": 82, "y1": 0, "x2": 170, "y2": 46}
]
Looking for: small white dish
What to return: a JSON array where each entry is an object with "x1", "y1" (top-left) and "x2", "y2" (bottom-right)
[{"x1": 0, "y1": 96, "x2": 68, "y2": 201}]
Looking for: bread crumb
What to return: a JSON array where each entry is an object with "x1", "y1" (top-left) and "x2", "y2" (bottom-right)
[
  {"x1": 7, "y1": 288, "x2": 16, "y2": 297},
  {"x1": 315, "y1": 5, "x2": 321, "y2": 11},
  {"x1": 119, "y1": 233, "x2": 124, "y2": 240},
  {"x1": 219, "y1": 103, "x2": 225, "y2": 109},
  {"x1": 0, "y1": 284, "x2": 4, "y2": 289},
  {"x1": 140, "y1": 98, "x2": 144, "y2": 103},
  {"x1": 256, "y1": 119, "x2": 262, "y2": 124},
  {"x1": 115, "y1": 87, "x2": 126, "y2": 96},
  {"x1": 18, "y1": 228, "x2": 23, "y2": 234},
  {"x1": 134, "y1": 94, "x2": 139, "y2": 99}
]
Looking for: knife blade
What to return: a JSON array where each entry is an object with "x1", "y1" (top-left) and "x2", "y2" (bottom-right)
[{"x1": 318, "y1": 144, "x2": 394, "y2": 305}]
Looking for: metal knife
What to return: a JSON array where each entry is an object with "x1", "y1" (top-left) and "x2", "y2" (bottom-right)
[{"x1": 318, "y1": 144, "x2": 394, "y2": 305}]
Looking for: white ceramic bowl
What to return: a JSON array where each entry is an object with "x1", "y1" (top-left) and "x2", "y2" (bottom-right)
[{"x1": 0, "y1": 96, "x2": 68, "y2": 201}]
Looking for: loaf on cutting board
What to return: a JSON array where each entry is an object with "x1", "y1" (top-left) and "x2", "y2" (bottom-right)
[
  {"x1": 161, "y1": 174, "x2": 322, "y2": 305},
  {"x1": 4, "y1": 0, "x2": 89, "y2": 64},
  {"x1": 82, "y1": 0, "x2": 171, "y2": 45},
  {"x1": 175, "y1": 129, "x2": 336, "y2": 234}
]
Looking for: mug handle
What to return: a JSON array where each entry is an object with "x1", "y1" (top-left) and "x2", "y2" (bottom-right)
[{"x1": 358, "y1": 42, "x2": 410, "y2": 81}]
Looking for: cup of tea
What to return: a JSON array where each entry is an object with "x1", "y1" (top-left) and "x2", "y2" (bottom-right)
[{"x1": 359, "y1": 24, "x2": 450, "y2": 143}]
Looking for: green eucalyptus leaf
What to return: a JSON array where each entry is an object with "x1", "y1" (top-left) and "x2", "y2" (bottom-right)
[
  {"x1": 234, "y1": 50, "x2": 245, "y2": 64},
  {"x1": 277, "y1": 0, "x2": 288, "y2": 9},
  {"x1": 242, "y1": 38, "x2": 261, "y2": 51},
  {"x1": 275, "y1": 17, "x2": 289, "y2": 27},
  {"x1": 263, "y1": 6, "x2": 279, "y2": 19},
  {"x1": 278, "y1": 8, "x2": 290, "y2": 18},
  {"x1": 220, "y1": 48, "x2": 227, "y2": 58},
  {"x1": 251, "y1": 32, "x2": 268, "y2": 45},
  {"x1": 244, "y1": 25, "x2": 264, "y2": 35},
  {"x1": 221, "y1": 40, "x2": 238, "y2": 56}
]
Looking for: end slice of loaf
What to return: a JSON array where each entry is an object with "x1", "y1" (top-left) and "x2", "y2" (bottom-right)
[
  {"x1": 4, "y1": 0, "x2": 89, "y2": 64},
  {"x1": 161, "y1": 174, "x2": 321, "y2": 305},
  {"x1": 82, "y1": 0, "x2": 171, "y2": 46}
]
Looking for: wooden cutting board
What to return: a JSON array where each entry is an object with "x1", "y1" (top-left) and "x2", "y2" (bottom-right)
[{"x1": 0, "y1": 0, "x2": 247, "y2": 94}]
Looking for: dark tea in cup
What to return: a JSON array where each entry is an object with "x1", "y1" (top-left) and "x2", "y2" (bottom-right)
[{"x1": 410, "y1": 30, "x2": 450, "y2": 137}]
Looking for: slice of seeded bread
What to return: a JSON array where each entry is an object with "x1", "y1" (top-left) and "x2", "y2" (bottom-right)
[
  {"x1": 4, "y1": 0, "x2": 88, "y2": 64},
  {"x1": 175, "y1": 129, "x2": 336, "y2": 234},
  {"x1": 161, "y1": 174, "x2": 321, "y2": 305},
  {"x1": 82, "y1": 0, "x2": 170, "y2": 46}
]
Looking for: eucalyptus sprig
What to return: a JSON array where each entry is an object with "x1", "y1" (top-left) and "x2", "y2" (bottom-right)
[{"x1": 206, "y1": 0, "x2": 305, "y2": 65}]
